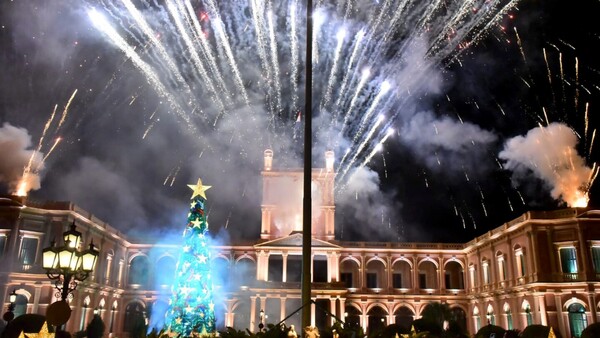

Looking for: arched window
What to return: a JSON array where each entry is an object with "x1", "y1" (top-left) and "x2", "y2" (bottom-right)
[
  {"x1": 503, "y1": 303, "x2": 513, "y2": 330},
  {"x1": 450, "y1": 307, "x2": 467, "y2": 333},
  {"x1": 233, "y1": 258, "x2": 256, "y2": 288},
  {"x1": 524, "y1": 303, "x2": 533, "y2": 326},
  {"x1": 366, "y1": 259, "x2": 386, "y2": 289},
  {"x1": 468, "y1": 264, "x2": 477, "y2": 288},
  {"x1": 418, "y1": 260, "x2": 437, "y2": 289},
  {"x1": 212, "y1": 256, "x2": 230, "y2": 287},
  {"x1": 367, "y1": 306, "x2": 387, "y2": 334},
  {"x1": 232, "y1": 300, "x2": 251, "y2": 331},
  {"x1": 481, "y1": 259, "x2": 490, "y2": 285},
  {"x1": 129, "y1": 255, "x2": 150, "y2": 287},
  {"x1": 124, "y1": 302, "x2": 146, "y2": 333},
  {"x1": 148, "y1": 300, "x2": 169, "y2": 332},
  {"x1": 473, "y1": 307, "x2": 481, "y2": 332},
  {"x1": 568, "y1": 303, "x2": 587, "y2": 338},
  {"x1": 13, "y1": 294, "x2": 28, "y2": 318},
  {"x1": 344, "y1": 305, "x2": 361, "y2": 329},
  {"x1": 445, "y1": 261, "x2": 464, "y2": 290},
  {"x1": 392, "y1": 260, "x2": 412, "y2": 289},
  {"x1": 486, "y1": 305, "x2": 495, "y2": 325},
  {"x1": 80, "y1": 296, "x2": 91, "y2": 331},
  {"x1": 154, "y1": 256, "x2": 176, "y2": 288},
  {"x1": 394, "y1": 306, "x2": 414, "y2": 330},
  {"x1": 340, "y1": 259, "x2": 359, "y2": 289},
  {"x1": 496, "y1": 251, "x2": 507, "y2": 281},
  {"x1": 514, "y1": 245, "x2": 526, "y2": 277}
]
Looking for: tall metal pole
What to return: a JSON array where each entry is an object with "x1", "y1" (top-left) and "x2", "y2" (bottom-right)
[{"x1": 302, "y1": 0, "x2": 313, "y2": 331}]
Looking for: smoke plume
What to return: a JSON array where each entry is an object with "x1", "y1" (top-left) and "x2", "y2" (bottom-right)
[
  {"x1": 499, "y1": 122, "x2": 597, "y2": 207},
  {"x1": 0, "y1": 123, "x2": 44, "y2": 195}
]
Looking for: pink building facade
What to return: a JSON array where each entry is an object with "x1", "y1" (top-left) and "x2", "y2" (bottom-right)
[{"x1": 0, "y1": 150, "x2": 599, "y2": 337}]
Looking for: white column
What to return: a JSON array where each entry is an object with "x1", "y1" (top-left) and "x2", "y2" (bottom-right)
[
  {"x1": 588, "y1": 293, "x2": 598, "y2": 323},
  {"x1": 117, "y1": 259, "x2": 124, "y2": 288},
  {"x1": 250, "y1": 296, "x2": 257, "y2": 332},
  {"x1": 330, "y1": 298, "x2": 336, "y2": 325},
  {"x1": 32, "y1": 285, "x2": 41, "y2": 313},
  {"x1": 311, "y1": 301, "x2": 316, "y2": 326},
  {"x1": 553, "y1": 294, "x2": 565, "y2": 335},
  {"x1": 538, "y1": 294, "x2": 548, "y2": 325},
  {"x1": 280, "y1": 297, "x2": 287, "y2": 322},
  {"x1": 282, "y1": 253, "x2": 288, "y2": 283},
  {"x1": 105, "y1": 255, "x2": 113, "y2": 284}
]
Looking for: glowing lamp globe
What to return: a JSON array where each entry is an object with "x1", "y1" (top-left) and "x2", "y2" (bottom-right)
[
  {"x1": 9, "y1": 290, "x2": 17, "y2": 304},
  {"x1": 42, "y1": 242, "x2": 59, "y2": 269},
  {"x1": 57, "y1": 243, "x2": 77, "y2": 271},
  {"x1": 80, "y1": 242, "x2": 99, "y2": 272},
  {"x1": 63, "y1": 222, "x2": 82, "y2": 249}
]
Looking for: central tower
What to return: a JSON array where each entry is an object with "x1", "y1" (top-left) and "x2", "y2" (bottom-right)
[{"x1": 260, "y1": 149, "x2": 335, "y2": 241}]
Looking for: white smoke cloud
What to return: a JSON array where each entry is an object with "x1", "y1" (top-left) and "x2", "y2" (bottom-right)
[
  {"x1": 499, "y1": 122, "x2": 596, "y2": 207},
  {"x1": 336, "y1": 166, "x2": 401, "y2": 241},
  {"x1": 400, "y1": 111, "x2": 498, "y2": 176},
  {"x1": 0, "y1": 123, "x2": 44, "y2": 194}
]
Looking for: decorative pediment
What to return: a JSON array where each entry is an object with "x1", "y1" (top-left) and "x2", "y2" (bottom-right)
[{"x1": 255, "y1": 232, "x2": 341, "y2": 248}]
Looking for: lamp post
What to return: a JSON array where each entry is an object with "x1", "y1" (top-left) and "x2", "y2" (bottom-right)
[
  {"x1": 2, "y1": 290, "x2": 17, "y2": 322},
  {"x1": 42, "y1": 222, "x2": 99, "y2": 302}
]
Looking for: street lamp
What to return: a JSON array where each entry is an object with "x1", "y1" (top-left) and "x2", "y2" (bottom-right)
[
  {"x1": 2, "y1": 290, "x2": 17, "y2": 322},
  {"x1": 259, "y1": 309, "x2": 265, "y2": 331},
  {"x1": 42, "y1": 222, "x2": 99, "y2": 302}
]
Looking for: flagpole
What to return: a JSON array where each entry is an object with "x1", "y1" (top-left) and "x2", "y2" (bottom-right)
[{"x1": 302, "y1": 0, "x2": 314, "y2": 331}]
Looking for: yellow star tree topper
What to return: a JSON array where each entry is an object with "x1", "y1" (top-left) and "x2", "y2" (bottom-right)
[{"x1": 188, "y1": 178, "x2": 211, "y2": 200}]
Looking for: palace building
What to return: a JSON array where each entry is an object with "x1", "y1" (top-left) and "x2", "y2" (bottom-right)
[{"x1": 1, "y1": 150, "x2": 599, "y2": 337}]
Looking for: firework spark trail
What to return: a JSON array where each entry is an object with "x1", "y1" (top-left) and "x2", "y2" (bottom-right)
[
  {"x1": 312, "y1": 9, "x2": 327, "y2": 64},
  {"x1": 590, "y1": 129, "x2": 597, "y2": 158},
  {"x1": 585, "y1": 102, "x2": 590, "y2": 143},
  {"x1": 559, "y1": 53, "x2": 567, "y2": 110},
  {"x1": 267, "y1": 7, "x2": 283, "y2": 115},
  {"x1": 202, "y1": 0, "x2": 251, "y2": 108},
  {"x1": 120, "y1": 0, "x2": 188, "y2": 88},
  {"x1": 575, "y1": 57, "x2": 580, "y2": 111},
  {"x1": 352, "y1": 81, "x2": 391, "y2": 142},
  {"x1": 181, "y1": 1, "x2": 234, "y2": 110},
  {"x1": 56, "y1": 89, "x2": 78, "y2": 131},
  {"x1": 332, "y1": 29, "x2": 365, "y2": 118},
  {"x1": 343, "y1": 127, "x2": 394, "y2": 186},
  {"x1": 358, "y1": 128, "x2": 394, "y2": 169},
  {"x1": 320, "y1": 28, "x2": 347, "y2": 115},
  {"x1": 34, "y1": 105, "x2": 58, "y2": 161},
  {"x1": 288, "y1": 0, "x2": 300, "y2": 115},
  {"x1": 250, "y1": 0, "x2": 271, "y2": 78},
  {"x1": 340, "y1": 115, "x2": 386, "y2": 179},
  {"x1": 88, "y1": 8, "x2": 194, "y2": 128},
  {"x1": 444, "y1": 0, "x2": 521, "y2": 64},
  {"x1": 89, "y1": 0, "x2": 527, "y2": 186},
  {"x1": 338, "y1": 68, "x2": 370, "y2": 137},
  {"x1": 37, "y1": 138, "x2": 62, "y2": 170},
  {"x1": 164, "y1": 0, "x2": 224, "y2": 115}
]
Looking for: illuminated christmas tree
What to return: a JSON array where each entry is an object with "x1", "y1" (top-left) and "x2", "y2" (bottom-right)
[{"x1": 165, "y1": 178, "x2": 216, "y2": 336}]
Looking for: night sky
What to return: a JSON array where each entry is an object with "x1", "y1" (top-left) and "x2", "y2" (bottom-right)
[{"x1": 0, "y1": 0, "x2": 598, "y2": 244}]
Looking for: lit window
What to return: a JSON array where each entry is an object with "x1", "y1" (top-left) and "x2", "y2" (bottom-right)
[
  {"x1": 20, "y1": 237, "x2": 38, "y2": 269},
  {"x1": 0, "y1": 235, "x2": 6, "y2": 257},
  {"x1": 392, "y1": 273, "x2": 402, "y2": 288},
  {"x1": 366, "y1": 273, "x2": 377, "y2": 288},
  {"x1": 469, "y1": 265, "x2": 476, "y2": 288},
  {"x1": 591, "y1": 247, "x2": 600, "y2": 274},
  {"x1": 482, "y1": 261, "x2": 490, "y2": 285},
  {"x1": 496, "y1": 253, "x2": 506, "y2": 281},
  {"x1": 559, "y1": 247, "x2": 578, "y2": 273},
  {"x1": 568, "y1": 303, "x2": 587, "y2": 338}
]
